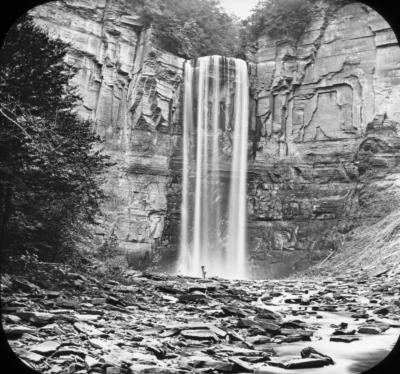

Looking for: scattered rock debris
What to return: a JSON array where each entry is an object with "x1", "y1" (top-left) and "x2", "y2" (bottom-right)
[{"x1": 1, "y1": 262, "x2": 400, "y2": 373}]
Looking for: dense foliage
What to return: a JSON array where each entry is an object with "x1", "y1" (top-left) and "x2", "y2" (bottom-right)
[
  {"x1": 242, "y1": 0, "x2": 317, "y2": 44},
  {"x1": 135, "y1": 0, "x2": 241, "y2": 58},
  {"x1": 0, "y1": 16, "x2": 109, "y2": 263},
  {"x1": 133, "y1": 0, "x2": 351, "y2": 59},
  {"x1": 241, "y1": 0, "x2": 352, "y2": 47}
]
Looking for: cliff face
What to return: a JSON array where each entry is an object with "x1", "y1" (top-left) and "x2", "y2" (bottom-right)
[
  {"x1": 31, "y1": 0, "x2": 184, "y2": 264},
  {"x1": 30, "y1": 1, "x2": 400, "y2": 277},
  {"x1": 246, "y1": 2, "x2": 400, "y2": 277}
]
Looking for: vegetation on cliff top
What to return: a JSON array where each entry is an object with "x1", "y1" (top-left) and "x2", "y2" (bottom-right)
[
  {"x1": 135, "y1": 0, "x2": 352, "y2": 59},
  {"x1": 242, "y1": 0, "x2": 318, "y2": 44},
  {"x1": 0, "y1": 16, "x2": 109, "y2": 264},
  {"x1": 136, "y1": 0, "x2": 241, "y2": 58}
]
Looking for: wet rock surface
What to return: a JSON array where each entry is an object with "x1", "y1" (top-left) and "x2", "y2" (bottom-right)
[{"x1": 1, "y1": 263, "x2": 400, "y2": 373}]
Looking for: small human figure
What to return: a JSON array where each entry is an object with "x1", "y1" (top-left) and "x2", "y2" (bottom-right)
[{"x1": 201, "y1": 265, "x2": 206, "y2": 279}]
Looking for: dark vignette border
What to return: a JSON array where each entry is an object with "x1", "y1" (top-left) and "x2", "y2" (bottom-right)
[{"x1": 0, "y1": 0, "x2": 399, "y2": 373}]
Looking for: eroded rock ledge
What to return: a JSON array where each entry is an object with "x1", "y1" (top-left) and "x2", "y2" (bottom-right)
[
  {"x1": 30, "y1": 1, "x2": 400, "y2": 277},
  {"x1": 31, "y1": 0, "x2": 185, "y2": 266},
  {"x1": 241, "y1": 2, "x2": 400, "y2": 277}
]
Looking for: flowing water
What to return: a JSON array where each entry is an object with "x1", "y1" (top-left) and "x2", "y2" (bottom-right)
[
  {"x1": 176, "y1": 57, "x2": 399, "y2": 371},
  {"x1": 178, "y1": 55, "x2": 249, "y2": 279},
  {"x1": 266, "y1": 313, "x2": 399, "y2": 374},
  {"x1": 256, "y1": 291, "x2": 400, "y2": 374}
]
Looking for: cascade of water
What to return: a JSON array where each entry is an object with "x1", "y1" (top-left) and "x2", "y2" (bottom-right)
[
  {"x1": 178, "y1": 55, "x2": 249, "y2": 279},
  {"x1": 226, "y1": 59, "x2": 249, "y2": 279}
]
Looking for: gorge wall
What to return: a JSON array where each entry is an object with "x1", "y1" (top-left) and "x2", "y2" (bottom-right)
[
  {"x1": 29, "y1": 0, "x2": 400, "y2": 278},
  {"x1": 244, "y1": 1, "x2": 400, "y2": 277},
  {"x1": 31, "y1": 0, "x2": 185, "y2": 266}
]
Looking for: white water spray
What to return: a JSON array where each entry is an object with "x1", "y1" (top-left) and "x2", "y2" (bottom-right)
[{"x1": 178, "y1": 55, "x2": 249, "y2": 279}]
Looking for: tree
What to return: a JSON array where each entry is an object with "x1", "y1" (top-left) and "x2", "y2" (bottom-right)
[
  {"x1": 241, "y1": 0, "x2": 352, "y2": 48},
  {"x1": 0, "y1": 15, "x2": 79, "y2": 118},
  {"x1": 135, "y1": 0, "x2": 241, "y2": 58},
  {"x1": 242, "y1": 0, "x2": 317, "y2": 44},
  {"x1": 0, "y1": 15, "x2": 109, "y2": 263}
]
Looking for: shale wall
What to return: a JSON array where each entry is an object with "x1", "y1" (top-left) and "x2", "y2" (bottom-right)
[{"x1": 30, "y1": 0, "x2": 400, "y2": 277}]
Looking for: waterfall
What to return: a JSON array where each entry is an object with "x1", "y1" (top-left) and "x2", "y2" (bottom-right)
[{"x1": 178, "y1": 55, "x2": 249, "y2": 279}]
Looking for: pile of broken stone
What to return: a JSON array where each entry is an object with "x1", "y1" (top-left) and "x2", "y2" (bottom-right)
[{"x1": 1, "y1": 262, "x2": 399, "y2": 374}]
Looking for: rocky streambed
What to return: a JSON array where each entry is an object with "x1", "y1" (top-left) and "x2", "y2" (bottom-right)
[{"x1": 1, "y1": 263, "x2": 400, "y2": 373}]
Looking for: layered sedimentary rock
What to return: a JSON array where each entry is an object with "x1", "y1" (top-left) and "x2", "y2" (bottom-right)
[
  {"x1": 308, "y1": 114, "x2": 400, "y2": 275},
  {"x1": 246, "y1": 2, "x2": 400, "y2": 277},
  {"x1": 30, "y1": 0, "x2": 184, "y2": 264},
  {"x1": 30, "y1": 1, "x2": 400, "y2": 278}
]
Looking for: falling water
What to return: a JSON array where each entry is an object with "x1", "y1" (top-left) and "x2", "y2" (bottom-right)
[{"x1": 178, "y1": 55, "x2": 249, "y2": 279}]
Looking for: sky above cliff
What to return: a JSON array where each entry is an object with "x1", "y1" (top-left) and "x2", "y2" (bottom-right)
[{"x1": 219, "y1": 0, "x2": 259, "y2": 19}]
